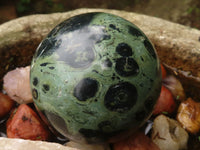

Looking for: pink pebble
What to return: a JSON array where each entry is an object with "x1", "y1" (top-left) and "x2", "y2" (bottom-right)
[{"x1": 3, "y1": 66, "x2": 33, "y2": 104}]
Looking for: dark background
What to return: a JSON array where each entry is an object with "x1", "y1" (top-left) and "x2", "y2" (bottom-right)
[{"x1": 0, "y1": 0, "x2": 200, "y2": 29}]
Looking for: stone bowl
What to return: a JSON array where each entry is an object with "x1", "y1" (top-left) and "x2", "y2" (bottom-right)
[{"x1": 0, "y1": 8, "x2": 200, "y2": 149}]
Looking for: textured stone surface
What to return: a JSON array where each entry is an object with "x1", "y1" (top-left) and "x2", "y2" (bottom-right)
[{"x1": 0, "y1": 137, "x2": 78, "y2": 150}]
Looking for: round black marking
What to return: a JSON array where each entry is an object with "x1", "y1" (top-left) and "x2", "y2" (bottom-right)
[
  {"x1": 109, "y1": 24, "x2": 120, "y2": 32},
  {"x1": 115, "y1": 57, "x2": 139, "y2": 76},
  {"x1": 74, "y1": 78, "x2": 98, "y2": 101},
  {"x1": 149, "y1": 78, "x2": 154, "y2": 83},
  {"x1": 104, "y1": 82, "x2": 137, "y2": 113},
  {"x1": 32, "y1": 89, "x2": 38, "y2": 99},
  {"x1": 49, "y1": 66, "x2": 55, "y2": 70},
  {"x1": 144, "y1": 39, "x2": 157, "y2": 59},
  {"x1": 40, "y1": 62, "x2": 51, "y2": 66},
  {"x1": 140, "y1": 56, "x2": 144, "y2": 62},
  {"x1": 116, "y1": 43, "x2": 133, "y2": 57},
  {"x1": 111, "y1": 76, "x2": 115, "y2": 80},
  {"x1": 92, "y1": 70, "x2": 99, "y2": 74},
  {"x1": 142, "y1": 73, "x2": 146, "y2": 77},
  {"x1": 33, "y1": 77, "x2": 38, "y2": 86},
  {"x1": 43, "y1": 84, "x2": 50, "y2": 92},
  {"x1": 111, "y1": 73, "x2": 116, "y2": 80},
  {"x1": 128, "y1": 25, "x2": 143, "y2": 37}
]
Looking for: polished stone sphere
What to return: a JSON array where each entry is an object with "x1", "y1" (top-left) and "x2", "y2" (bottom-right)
[{"x1": 30, "y1": 12, "x2": 162, "y2": 144}]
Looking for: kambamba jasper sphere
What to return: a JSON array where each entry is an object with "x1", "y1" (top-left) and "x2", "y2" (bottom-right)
[{"x1": 30, "y1": 12, "x2": 162, "y2": 144}]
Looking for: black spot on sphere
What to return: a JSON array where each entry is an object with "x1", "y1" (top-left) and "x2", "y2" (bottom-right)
[
  {"x1": 115, "y1": 57, "x2": 139, "y2": 77},
  {"x1": 140, "y1": 56, "x2": 144, "y2": 62},
  {"x1": 144, "y1": 39, "x2": 157, "y2": 59},
  {"x1": 109, "y1": 24, "x2": 116, "y2": 29},
  {"x1": 49, "y1": 66, "x2": 55, "y2": 70},
  {"x1": 128, "y1": 25, "x2": 143, "y2": 37},
  {"x1": 33, "y1": 77, "x2": 38, "y2": 86},
  {"x1": 142, "y1": 73, "x2": 146, "y2": 77},
  {"x1": 116, "y1": 43, "x2": 133, "y2": 57},
  {"x1": 149, "y1": 78, "x2": 154, "y2": 83},
  {"x1": 109, "y1": 24, "x2": 120, "y2": 32},
  {"x1": 103, "y1": 59, "x2": 112, "y2": 68},
  {"x1": 104, "y1": 82, "x2": 137, "y2": 113},
  {"x1": 32, "y1": 89, "x2": 38, "y2": 100},
  {"x1": 92, "y1": 70, "x2": 99, "y2": 74},
  {"x1": 40, "y1": 62, "x2": 51, "y2": 67},
  {"x1": 74, "y1": 78, "x2": 98, "y2": 101},
  {"x1": 43, "y1": 84, "x2": 50, "y2": 92}
]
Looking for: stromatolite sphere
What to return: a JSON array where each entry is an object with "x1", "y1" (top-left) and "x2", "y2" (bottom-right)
[{"x1": 30, "y1": 12, "x2": 162, "y2": 144}]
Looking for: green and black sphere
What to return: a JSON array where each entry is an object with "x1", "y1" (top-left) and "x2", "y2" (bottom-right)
[{"x1": 30, "y1": 12, "x2": 162, "y2": 144}]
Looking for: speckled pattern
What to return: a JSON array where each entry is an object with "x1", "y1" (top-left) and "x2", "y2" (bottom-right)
[{"x1": 30, "y1": 12, "x2": 162, "y2": 143}]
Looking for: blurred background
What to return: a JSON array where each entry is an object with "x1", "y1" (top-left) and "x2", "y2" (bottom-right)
[{"x1": 0, "y1": 0, "x2": 200, "y2": 29}]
